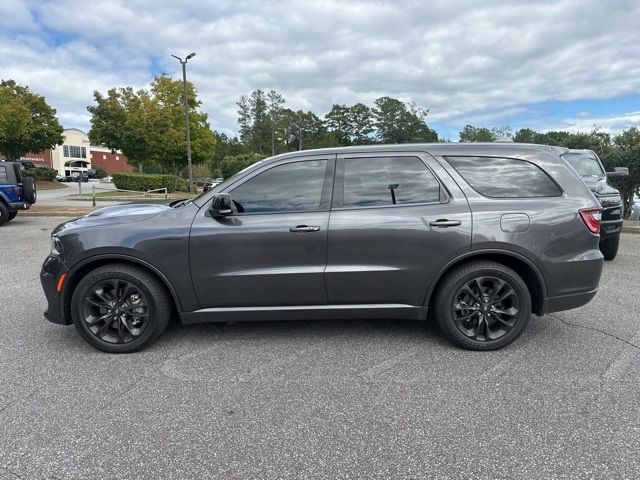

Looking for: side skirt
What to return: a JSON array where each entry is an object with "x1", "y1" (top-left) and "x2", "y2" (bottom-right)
[{"x1": 179, "y1": 304, "x2": 428, "y2": 324}]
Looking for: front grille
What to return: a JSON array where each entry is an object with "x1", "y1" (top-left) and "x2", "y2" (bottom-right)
[{"x1": 602, "y1": 206, "x2": 622, "y2": 221}]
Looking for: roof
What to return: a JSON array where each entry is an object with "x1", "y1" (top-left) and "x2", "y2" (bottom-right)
[{"x1": 264, "y1": 142, "x2": 568, "y2": 163}]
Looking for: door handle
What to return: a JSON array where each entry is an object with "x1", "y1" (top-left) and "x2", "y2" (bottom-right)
[
  {"x1": 429, "y1": 219, "x2": 462, "y2": 228},
  {"x1": 289, "y1": 225, "x2": 321, "y2": 233}
]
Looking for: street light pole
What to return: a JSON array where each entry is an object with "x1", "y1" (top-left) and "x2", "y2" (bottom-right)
[{"x1": 171, "y1": 52, "x2": 196, "y2": 193}]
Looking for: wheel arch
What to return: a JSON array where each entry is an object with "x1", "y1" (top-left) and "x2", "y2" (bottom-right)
[
  {"x1": 62, "y1": 254, "x2": 183, "y2": 324},
  {"x1": 425, "y1": 250, "x2": 547, "y2": 315}
]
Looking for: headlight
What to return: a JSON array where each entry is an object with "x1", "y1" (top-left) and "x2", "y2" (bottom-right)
[{"x1": 51, "y1": 237, "x2": 62, "y2": 257}]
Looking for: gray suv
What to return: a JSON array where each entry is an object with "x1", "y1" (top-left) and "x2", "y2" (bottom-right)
[{"x1": 41, "y1": 143, "x2": 604, "y2": 353}]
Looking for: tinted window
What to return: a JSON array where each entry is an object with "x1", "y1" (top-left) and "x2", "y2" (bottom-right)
[
  {"x1": 340, "y1": 156, "x2": 441, "y2": 208},
  {"x1": 0, "y1": 166, "x2": 6, "y2": 182},
  {"x1": 230, "y1": 160, "x2": 327, "y2": 213},
  {"x1": 445, "y1": 156, "x2": 561, "y2": 198}
]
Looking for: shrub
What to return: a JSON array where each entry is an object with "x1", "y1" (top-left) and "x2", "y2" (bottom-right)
[
  {"x1": 23, "y1": 167, "x2": 58, "y2": 181},
  {"x1": 112, "y1": 173, "x2": 189, "y2": 192},
  {"x1": 94, "y1": 168, "x2": 108, "y2": 179}
]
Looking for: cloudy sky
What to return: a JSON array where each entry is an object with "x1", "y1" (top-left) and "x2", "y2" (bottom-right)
[{"x1": 2, "y1": 0, "x2": 640, "y2": 140}]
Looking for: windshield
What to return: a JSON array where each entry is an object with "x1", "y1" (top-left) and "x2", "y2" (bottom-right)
[{"x1": 562, "y1": 152, "x2": 604, "y2": 177}]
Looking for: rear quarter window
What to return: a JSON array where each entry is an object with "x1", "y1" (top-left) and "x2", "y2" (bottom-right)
[
  {"x1": 445, "y1": 156, "x2": 562, "y2": 198},
  {"x1": 0, "y1": 166, "x2": 7, "y2": 183}
]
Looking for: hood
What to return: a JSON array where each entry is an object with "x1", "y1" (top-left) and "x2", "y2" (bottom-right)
[
  {"x1": 580, "y1": 176, "x2": 619, "y2": 197},
  {"x1": 53, "y1": 203, "x2": 170, "y2": 235}
]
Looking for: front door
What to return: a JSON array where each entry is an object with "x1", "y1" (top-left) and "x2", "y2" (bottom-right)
[
  {"x1": 325, "y1": 152, "x2": 472, "y2": 306},
  {"x1": 189, "y1": 155, "x2": 335, "y2": 308}
]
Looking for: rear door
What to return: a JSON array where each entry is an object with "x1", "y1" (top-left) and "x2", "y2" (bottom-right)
[{"x1": 325, "y1": 152, "x2": 472, "y2": 306}]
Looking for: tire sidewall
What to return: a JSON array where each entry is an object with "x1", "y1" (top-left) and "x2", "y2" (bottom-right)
[
  {"x1": 439, "y1": 267, "x2": 532, "y2": 350},
  {"x1": 22, "y1": 176, "x2": 37, "y2": 204},
  {"x1": 71, "y1": 269, "x2": 163, "y2": 353},
  {"x1": 0, "y1": 202, "x2": 8, "y2": 226}
]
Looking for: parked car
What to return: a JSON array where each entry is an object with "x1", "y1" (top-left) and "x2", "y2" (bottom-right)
[
  {"x1": 202, "y1": 178, "x2": 223, "y2": 192},
  {"x1": 59, "y1": 174, "x2": 89, "y2": 183},
  {"x1": 631, "y1": 195, "x2": 640, "y2": 220},
  {"x1": 0, "y1": 161, "x2": 37, "y2": 225},
  {"x1": 560, "y1": 149, "x2": 627, "y2": 260},
  {"x1": 100, "y1": 175, "x2": 113, "y2": 183},
  {"x1": 41, "y1": 143, "x2": 604, "y2": 353}
]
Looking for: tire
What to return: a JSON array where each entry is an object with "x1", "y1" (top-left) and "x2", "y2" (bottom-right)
[
  {"x1": 71, "y1": 264, "x2": 171, "y2": 353},
  {"x1": 21, "y1": 176, "x2": 37, "y2": 204},
  {"x1": 433, "y1": 261, "x2": 532, "y2": 351},
  {"x1": 7, "y1": 211, "x2": 17, "y2": 222},
  {"x1": 599, "y1": 236, "x2": 619, "y2": 261},
  {"x1": 0, "y1": 202, "x2": 8, "y2": 226}
]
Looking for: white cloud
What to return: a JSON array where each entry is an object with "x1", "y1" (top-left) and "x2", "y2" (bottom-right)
[{"x1": 1, "y1": 0, "x2": 639, "y2": 137}]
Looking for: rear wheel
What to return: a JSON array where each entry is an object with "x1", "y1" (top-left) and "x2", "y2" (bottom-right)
[
  {"x1": 434, "y1": 261, "x2": 532, "y2": 350},
  {"x1": 21, "y1": 176, "x2": 37, "y2": 204},
  {"x1": 7, "y1": 211, "x2": 17, "y2": 222},
  {"x1": 71, "y1": 264, "x2": 171, "y2": 353},
  {"x1": 599, "y1": 236, "x2": 619, "y2": 261},
  {"x1": 0, "y1": 202, "x2": 9, "y2": 226}
]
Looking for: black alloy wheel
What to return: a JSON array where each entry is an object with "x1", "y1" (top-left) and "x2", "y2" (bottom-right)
[
  {"x1": 82, "y1": 279, "x2": 150, "y2": 344},
  {"x1": 434, "y1": 261, "x2": 531, "y2": 350},
  {"x1": 452, "y1": 276, "x2": 520, "y2": 341},
  {"x1": 71, "y1": 264, "x2": 171, "y2": 353}
]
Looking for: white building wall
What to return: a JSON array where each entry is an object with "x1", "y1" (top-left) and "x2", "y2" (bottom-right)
[{"x1": 51, "y1": 129, "x2": 92, "y2": 175}]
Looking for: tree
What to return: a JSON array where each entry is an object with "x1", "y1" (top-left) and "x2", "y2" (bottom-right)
[
  {"x1": 459, "y1": 125, "x2": 495, "y2": 142},
  {"x1": 267, "y1": 90, "x2": 285, "y2": 155},
  {"x1": 325, "y1": 104, "x2": 351, "y2": 145},
  {"x1": 0, "y1": 80, "x2": 64, "y2": 161},
  {"x1": 88, "y1": 75, "x2": 216, "y2": 175},
  {"x1": 219, "y1": 153, "x2": 265, "y2": 178},
  {"x1": 605, "y1": 127, "x2": 640, "y2": 217},
  {"x1": 212, "y1": 131, "x2": 250, "y2": 172},
  {"x1": 373, "y1": 97, "x2": 437, "y2": 144},
  {"x1": 349, "y1": 103, "x2": 374, "y2": 144}
]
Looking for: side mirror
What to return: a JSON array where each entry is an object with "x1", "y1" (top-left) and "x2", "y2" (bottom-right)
[
  {"x1": 209, "y1": 193, "x2": 234, "y2": 217},
  {"x1": 606, "y1": 167, "x2": 629, "y2": 179}
]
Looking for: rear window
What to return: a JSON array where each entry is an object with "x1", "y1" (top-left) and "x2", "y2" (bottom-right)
[{"x1": 445, "y1": 156, "x2": 562, "y2": 198}]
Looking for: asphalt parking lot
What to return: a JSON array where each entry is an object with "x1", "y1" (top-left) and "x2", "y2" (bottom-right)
[{"x1": 1, "y1": 216, "x2": 639, "y2": 479}]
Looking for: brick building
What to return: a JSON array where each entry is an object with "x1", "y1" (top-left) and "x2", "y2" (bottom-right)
[{"x1": 3, "y1": 128, "x2": 133, "y2": 176}]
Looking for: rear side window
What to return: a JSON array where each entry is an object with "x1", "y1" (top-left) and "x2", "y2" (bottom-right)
[
  {"x1": 230, "y1": 160, "x2": 328, "y2": 213},
  {"x1": 339, "y1": 156, "x2": 442, "y2": 208},
  {"x1": 0, "y1": 166, "x2": 7, "y2": 183},
  {"x1": 445, "y1": 156, "x2": 562, "y2": 198}
]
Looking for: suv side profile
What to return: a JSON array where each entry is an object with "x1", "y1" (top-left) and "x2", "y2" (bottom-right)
[
  {"x1": 41, "y1": 143, "x2": 604, "y2": 353},
  {"x1": 0, "y1": 161, "x2": 37, "y2": 226}
]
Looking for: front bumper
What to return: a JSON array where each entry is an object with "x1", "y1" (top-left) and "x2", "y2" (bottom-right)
[
  {"x1": 40, "y1": 255, "x2": 70, "y2": 325},
  {"x1": 7, "y1": 201, "x2": 30, "y2": 211}
]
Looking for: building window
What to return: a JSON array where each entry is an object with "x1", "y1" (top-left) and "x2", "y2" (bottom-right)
[
  {"x1": 102, "y1": 155, "x2": 106, "y2": 160},
  {"x1": 63, "y1": 145, "x2": 87, "y2": 159},
  {"x1": 116, "y1": 155, "x2": 119, "y2": 161}
]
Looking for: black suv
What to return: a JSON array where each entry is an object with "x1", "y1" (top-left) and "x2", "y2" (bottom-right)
[
  {"x1": 560, "y1": 149, "x2": 627, "y2": 260},
  {"x1": 41, "y1": 143, "x2": 604, "y2": 353},
  {"x1": 0, "y1": 161, "x2": 37, "y2": 226}
]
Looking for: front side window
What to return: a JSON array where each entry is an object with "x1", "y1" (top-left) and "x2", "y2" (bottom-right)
[
  {"x1": 445, "y1": 156, "x2": 562, "y2": 198},
  {"x1": 339, "y1": 156, "x2": 442, "y2": 208},
  {"x1": 230, "y1": 160, "x2": 328, "y2": 213}
]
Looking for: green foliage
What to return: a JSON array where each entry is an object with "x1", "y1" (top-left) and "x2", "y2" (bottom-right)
[
  {"x1": 112, "y1": 173, "x2": 189, "y2": 192},
  {"x1": 87, "y1": 75, "x2": 216, "y2": 175},
  {"x1": 372, "y1": 97, "x2": 438, "y2": 144},
  {"x1": 459, "y1": 125, "x2": 495, "y2": 142},
  {"x1": 23, "y1": 167, "x2": 58, "y2": 181},
  {"x1": 219, "y1": 153, "x2": 266, "y2": 179},
  {"x1": 0, "y1": 80, "x2": 64, "y2": 161},
  {"x1": 212, "y1": 132, "x2": 251, "y2": 171},
  {"x1": 236, "y1": 90, "x2": 436, "y2": 154},
  {"x1": 94, "y1": 168, "x2": 108, "y2": 179}
]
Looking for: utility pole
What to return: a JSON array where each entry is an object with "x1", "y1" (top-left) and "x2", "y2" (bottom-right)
[{"x1": 171, "y1": 52, "x2": 196, "y2": 193}]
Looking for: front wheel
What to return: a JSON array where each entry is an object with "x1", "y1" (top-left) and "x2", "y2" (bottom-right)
[
  {"x1": 599, "y1": 236, "x2": 619, "y2": 261},
  {"x1": 434, "y1": 261, "x2": 532, "y2": 350},
  {"x1": 71, "y1": 264, "x2": 171, "y2": 353}
]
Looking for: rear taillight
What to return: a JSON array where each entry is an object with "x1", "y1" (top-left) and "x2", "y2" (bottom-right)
[
  {"x1": 15, "y1": 186, "x2": 23, "y2": 196},
  {"x1": 579, "y1": 207, "x2": 602, "y2": 234}
]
